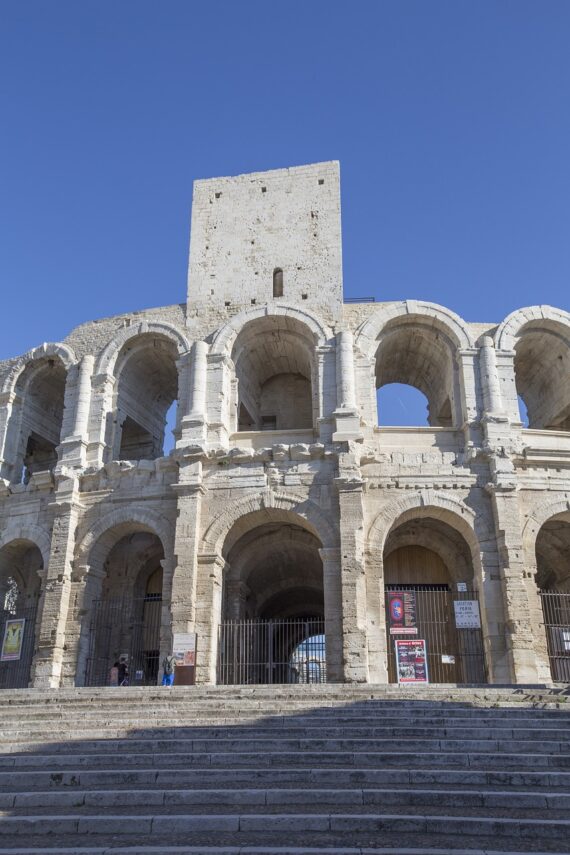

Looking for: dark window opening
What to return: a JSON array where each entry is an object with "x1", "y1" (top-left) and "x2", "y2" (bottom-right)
[
  {"x1": 273, "y1": 268, "x2": 284, "y2": 298},
  {"x1": 261, "y1": 415, "x2": 277, "y2": 431}
]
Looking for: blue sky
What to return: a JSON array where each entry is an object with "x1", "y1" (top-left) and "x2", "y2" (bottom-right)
[{"x1": 1, "y1": 2, "x2": 569, "y2": 425}]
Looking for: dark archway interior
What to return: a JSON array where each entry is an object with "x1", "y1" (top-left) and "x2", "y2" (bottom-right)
[
  {"x1": 232, "y1": 316, "x2": 314, "y2": 432},
  {"x1": 114, "y1": 336, "x2": 179, "y2": 461},
  {"x1": 223, "y1": 521, "x2": 323, "y2": 620},
  {"x1": 14, "y1": 358, "x2": 67, "y2": 483},
  {"x1": 514, "y1": 323, "x2": 570, "y2": 431},
  {"x1": 536, "y1": 517, "x2": 570, "y2": 591},
  {"x1": 384, "y1": 517, "x2": 474, "y2": 586},
  {"x1": 0, "y1": 540, "x2": 43, "y2": 689}
]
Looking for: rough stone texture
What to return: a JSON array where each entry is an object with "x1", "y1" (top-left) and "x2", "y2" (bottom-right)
[{"x1": 0, "y1": 162, "x2": 569, "y2": 690}]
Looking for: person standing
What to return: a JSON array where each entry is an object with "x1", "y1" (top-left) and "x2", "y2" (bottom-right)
[{"x1": 161, "y1": 653, "x2": 176, "y2": 686}]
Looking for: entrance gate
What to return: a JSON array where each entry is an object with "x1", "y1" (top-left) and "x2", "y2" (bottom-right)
[
  {"x1": 0, "y1": 602, "x2": 38, "y2": 689},
  {"x1": 84, "y1": 594, "x2": 162, "y2": 687},
  {"x1": 540, "y1": 591, "x2": 570, "y2": 682},
  {"x1": 217, "y1": 618, "x2": 326, "y2": 685},
  {"x1": 385, "y1": 586, "x2": 487, "y2": 684}
]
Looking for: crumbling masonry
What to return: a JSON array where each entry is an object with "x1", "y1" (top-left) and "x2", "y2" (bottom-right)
[{"x1": 1, "y1": 162, "x2": 569, "y2": 689}]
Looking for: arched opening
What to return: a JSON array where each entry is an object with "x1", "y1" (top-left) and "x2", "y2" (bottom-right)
[
  {"x1": 112, "y1": 335, "x2": 179, "y2": 461},
  {"x1": 513, "y1": 322, "x2": 570, "y2": 430},
  {"x1": 10, "y1": 358, "x2": 67, "y2": 483},
  {"x1": 0, "y1": 540, "x2": 42, "y2": 689},
  {"x1": 374, "y1": 320, "x2": 457, "y2": 427},
  {"x1": 383, "y1": 514, "x2": 486, "y2": 684},
  {"x1": 218, "y1": 510, "x2": 325, "y2": 684},
  {"x1": 535, "y1": 513, "x2": 570, "y2": 682},
  {"x1": 232, "y1": 316, "x2": 315, "y2": 433},
  {"x1": 272, "y1": 268, "x2": 284, "y2": 298},
  {"x1": 83, "y1": 530, "x2": 164, "y2": 686}
]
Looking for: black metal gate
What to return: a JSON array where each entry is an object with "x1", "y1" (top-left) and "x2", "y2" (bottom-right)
[
  {"x1": 0, "y1": 602, "x2": 38, "y2": 689},
  {"x1": 385, "y1": 585, "x2": 487, "y2": 684},
  {"x1": 84, "y1": 594, "x2": 162, "y2": 687},
  {"x1": 217, "y1": 618, "x2": 326, "y2": 685},
  {"x1": 540, "y1": 591, "x2": 570, "y2": 682}
]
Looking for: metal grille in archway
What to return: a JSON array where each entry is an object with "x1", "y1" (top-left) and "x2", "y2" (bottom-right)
[
  {"x1": 0, "y1": 602, "x2": 38, "y2": 689},
  {"x1": 540, "y1": 591, "x2": 570, "y2": 682},
  {"x1": 385, "y1": 586, "x2": 487, "y2": 684},
  {"x1": 217, "y1": 618, "x2": 326, "y2": 685},
  {"x1": 84, "y1": 594, "x2": 162, "y2": 687}
]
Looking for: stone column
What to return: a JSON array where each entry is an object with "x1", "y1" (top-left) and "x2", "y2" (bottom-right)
[
  {"x1": 364, "y1": 548, "x2": 389, "y2": 683},
  {"x1": 333, "y1": 332, "x2": 361, "y2": 442},
  {"x1": 170, "y1": 461, "x2": 204, "y2": 639},
  {"x1": 335, "y1": 464, "x2": 369, "y2": 682},
  {"x1": 86, "y1": 372, "x2": 116, "y2": 468},
  {"x1": 480, "y1": 337, "x2": 503, "y2": 416},
  {"x1": 319, "y1": 547, "x2": 343, "y2": 682},
  {"x1": 178, "y1": 341, "x2": 208, "y2": 447},
  {"x1": 31, "y1": 476, "x2": 81, "y2": 688},
  {"x1": 487, "y1": 484, "x2": 544, "y2": 683},
  {"x1": 58, "y1": 355, "x2": 94, "y2": 470},
  {"x1": 194, "y1": 553, "x2": 225, "y2": 684},
  {"x1": 0, "y1": 390, "x2": 20, "y2": 482},
  {"x1": 315, "y1": 344, "x2": 336, "y2": 444}
]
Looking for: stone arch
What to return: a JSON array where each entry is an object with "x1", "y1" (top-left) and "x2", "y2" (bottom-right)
[
  {"x1": 355, "y1": 300, "x2": 474, "y2": 359},
  {"x1": 95, "y1": 322, "x2": 191, "y2": 376},
  {"x1": 202, "y1": 490, "x2": 339, "y2": 555},
  {"x1": 522, "y1": 495, "x2": 570, "y2": 556},
  {"x1": 1, "y1": 342, "x2": 76, "y2": 395},
  {"x1": 74, "y1": 506, "x2": 175, "y2": 578},
  {"x1": 367, "y1": 489, "x2": 491, "y2": 572},
  {"x1": 210, "y1": 304, "x2": 333, "y2": 357},
  {"x1": 355, "y1": 302, "x2": 473, "y2": 428},
  {"x1": 0, "y1": 523, "x2": 51, "y2": 572},
  {"x1": 494, "y1": 305, "x2": 570, "y2": 352},
  {"x1": 494, "y1": 306, "x2": 570, "y2": 430}
]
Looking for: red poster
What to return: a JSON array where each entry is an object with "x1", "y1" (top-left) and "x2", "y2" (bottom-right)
[
  {"x1": 388, "y1": 591, "x2": 418, "y2": 635},
  {"x1": 395, "y1": 638, "x2": 429, "y2": 684}
]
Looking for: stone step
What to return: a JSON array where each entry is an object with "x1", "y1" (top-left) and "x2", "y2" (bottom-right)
[
  {"x1": 1, "y1": 750, "x2": 569, "y2": 772},
  {"x1": 3, "y1": 736, "x2": 570, "y2": 755},
  {"x1": 0, "y1": 848, "x2": 567, "y2": 855},
  {"x1": 1, "y1": 786, "x2": 569, "y2": 811},
  {"x1": 0, "y1": 812, "x2": 569, "y2": 842},
  {"x1": 2, "y1": 766, "x2": 569, "y2": 792}
]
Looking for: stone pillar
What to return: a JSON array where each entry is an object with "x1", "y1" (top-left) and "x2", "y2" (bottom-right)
[
  {"x1": 0, "y1": 390, "x2": 20, "y2": 482},
  {"x1": 178, "y1": 341, "x2": 208, "y2": 447},
  {"x1": 480, "y1": 337, "x2": 503, "y2": 416},
  {"x1": 170, "y1": 461, "x2": 204, "y2": 639},
  {"x1": 319, "y1": 547, "x2": 343, "y2": 682},
  {"x1": 205, "y1": 353, "x2": 232, "y2": 450},
  {"x1": 194, "y1": 553, "x2": 225, "y2": 684},
  {"x1": 58, "y1": 355, "x2": 94, "y2": 470},
  {"x1": 364, "y1": 547, "x2": 389, "y2": 683},
  {"x1": 86, "y1": 372, "x2": 116, "y2": 468},
  {"x1": 31, "y1": 476, "x2": 81, "y2": 688},
  {"x1": 335, "y1": 463, "x2": 369, "y2": 682},
  {"x1": 315, "y1": 344, "x2": 336, "y2": 444},
  {"x1": 487, "y1": 484, "x2": 544, "y2": 683},
  {"x1": 333, "y1": 332, "x2": 361, "y2": 442}
]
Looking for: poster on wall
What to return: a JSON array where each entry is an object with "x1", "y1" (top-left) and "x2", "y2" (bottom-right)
[
  {"x1": 173, "y1": 632, "x2": 197, "y2": 666},
  {"x1": 395, "y1": 638, "x2": 429, "y2": 684},
  {"x1": 388, "y1": 591, "x2": 418, "y2": 635},
  {"x1": 0, "y1": 618, "x2": 25, "y2": 661}
]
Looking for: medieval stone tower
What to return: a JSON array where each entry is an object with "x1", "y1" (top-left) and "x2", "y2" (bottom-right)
[{"x1": 0, "y1": 161, "x2": 569, "y2": 690}]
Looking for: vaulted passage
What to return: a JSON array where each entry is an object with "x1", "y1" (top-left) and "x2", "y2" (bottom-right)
[
  {"x1": 514, "y1": 322, "x2": 570, "y2": 430},
  {"x1": 113, "y1": 335, "x2": 178, "y2": 461},
  {"x1": 0, "y1": 540, "x2": 42, "y2": 689},
  {"x1": 83, "y1": 530, "x2": 164, "y2": 686},
  {"x1": 218, "y1": 510, "x2": 325, "y2": 684},
  {"x1": 374, "y1": 319, "x2": 457, "y2": 427},
  {"x1": 232, "y1": 316, "x2": 315, "y2": 432},
  {"x1": 11, "y1": 358, "x2": 67, "y2": 483},
  {"x1": 383, "y1": 516, "x2": 486, "y2": 684},
  {"x1": 536, "y1": 514, "x2": 570, "y2": 682}
]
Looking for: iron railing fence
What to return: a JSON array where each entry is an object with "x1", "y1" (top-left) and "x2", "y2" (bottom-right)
[
  {"x1": 85, "y1": 594, "x2": 162, "y2": 687},
  {"x1": 0, "y1": 602, "x2": 38, "y2": 689},
  {"x1": 385, "y1": 585, "x2": 487, "y2": 684},
  {"x1": 540, "y1": 591, "x2": 570, "y2": 682},
  {"x1": 217, "y1": 618, "x2": 326, "y2": 685}
]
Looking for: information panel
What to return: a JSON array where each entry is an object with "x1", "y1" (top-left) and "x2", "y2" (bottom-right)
[{"x1": 0, "y1": 618, "x2": 25, "y2": 661}]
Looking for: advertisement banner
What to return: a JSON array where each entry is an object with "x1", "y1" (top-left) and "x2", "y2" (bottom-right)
[
  {"x1": 173, "y1": 632, "x2": 197, "y2": 666},
  {"x1": 388, "y1": 591, "x2": 418, "y2": 635},
  {"x1": 0, "y1": 618, "x2": 25, "y2": 661},
  {"x1": 395, "y1": 638, "x2": 429, "y2": 684}
]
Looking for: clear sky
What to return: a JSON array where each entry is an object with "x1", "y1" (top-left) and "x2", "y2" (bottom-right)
[{"x1": 1, "y1": 1, "x2": 569, "y2": 378}]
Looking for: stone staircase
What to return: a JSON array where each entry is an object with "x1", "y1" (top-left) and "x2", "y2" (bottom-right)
[{"x1": 0, "y1": 684, "x2": 569, "y2": 854}]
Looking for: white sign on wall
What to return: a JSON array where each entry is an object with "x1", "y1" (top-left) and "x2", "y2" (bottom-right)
[{"x1": 453, "y1": 600, "x2": 481, "y2": 629}]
